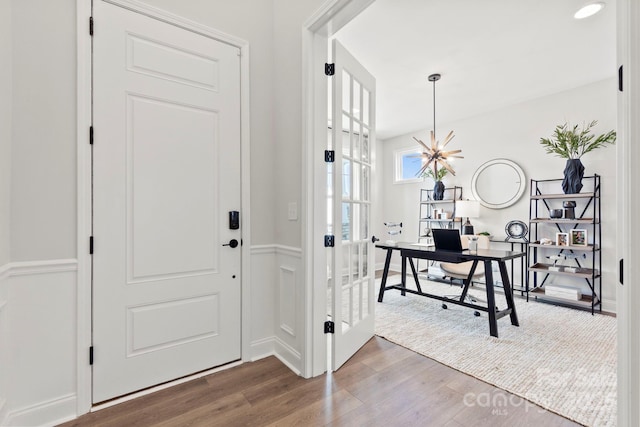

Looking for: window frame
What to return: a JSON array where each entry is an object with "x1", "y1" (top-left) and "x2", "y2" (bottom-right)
[{"x1": 394, "y1": 146, "x2": 424, "y2": 184}]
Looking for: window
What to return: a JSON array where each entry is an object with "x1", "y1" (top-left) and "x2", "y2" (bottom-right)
[{"x1": 394, "y1": 147, "x2": 424, "y2": 184}]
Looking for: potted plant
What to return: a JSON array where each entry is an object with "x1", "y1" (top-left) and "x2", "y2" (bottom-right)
[
  {"x1": 422, "y1": 167, "x2": 448, "y2": 200},
  {"x1": 539, "y1": 120, "x2": 616, "y2": 194}
]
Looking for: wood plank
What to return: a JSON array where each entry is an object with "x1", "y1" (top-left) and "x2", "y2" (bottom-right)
[{"x1": 58, "y1": 337, "x2": 579, "y2": 427}]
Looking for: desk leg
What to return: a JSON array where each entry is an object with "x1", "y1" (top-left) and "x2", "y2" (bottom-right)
[
  {"x1": 377, "y1": 248, "x2": 393, "y2": 302},
  {"x1": 401, "y1": 254, "x2": 407, "y2": 296},
  {"x1": 484, "y1": 260, "x2": 498, "y2": 338},
  {"x1": 459, "y1": 260, "x2": 479, "y2": 302},
  {"x1": 408, "y1": 257, "x2": 422, "y2": 293},
  {"x1": 499, "y1": 261, "x2": 520, "y2": 327}
]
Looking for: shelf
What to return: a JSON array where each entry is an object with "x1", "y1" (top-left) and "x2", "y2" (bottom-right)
[
  {"x1": 528, "y1": 262, "x2": 599, "y2": 278},
  {"x1": 530, "y1": 192, "x2": 596, "y2": 200},
  {"x1": 529, "y1": 287, "x2": 595, "y2": 308},
  {"x1": 528, "y1": 242, "x2": 599, "y2": 251},
  {"x1": 527, "y1": 175, "x2": 601, "y2": 313},
  {"x1": 530, "y1": 218, "x2": 597, "y2": 224},
  {"x1": 419, "y1": 218, "x2": 459, "y2": 223},
  {"x1": 420, "y1": 199, "x2": 457, "y2": 204}
]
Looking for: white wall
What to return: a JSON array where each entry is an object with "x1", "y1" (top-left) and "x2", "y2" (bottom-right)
[
  {"x1": 1, "y1": 0, "x2": 12, "y2": 421},
  {"x1": 2, "y1": 1, "x2": 328, "y2": 424},
  {"x1": 11, "y1": 0, "x2": 77, "y2": 261},
  {"x1": 0, "y1": 0, "x2": 10, "y2": 267},
  {"x1": 378, "y1": 78, "x2": 618, "y2": 311}
]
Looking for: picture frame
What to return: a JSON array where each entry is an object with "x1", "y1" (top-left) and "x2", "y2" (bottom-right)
[
  {"x1": 569, "y1": 229, "x2": 587, "y2": 246},
  {"x1": 556, "y1": 232, "x2": 569, "y2": 246}
]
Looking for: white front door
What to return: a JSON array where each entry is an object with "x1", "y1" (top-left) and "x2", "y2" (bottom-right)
[
  {"x1": 330, "y1": 40, "x2": 376, "y2": 370},
  {"x1": 92, "y1": 1, "x2": 241, "y2": 402}
]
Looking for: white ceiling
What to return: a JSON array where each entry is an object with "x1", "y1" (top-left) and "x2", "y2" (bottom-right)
[{"x1": 334, "y1": 0, "x2": 617, "y2": 140}]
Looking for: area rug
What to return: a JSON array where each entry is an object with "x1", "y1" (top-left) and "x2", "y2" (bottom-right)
[{"x1": 374, "y1": 277, "x2": 617, "y2": 427}]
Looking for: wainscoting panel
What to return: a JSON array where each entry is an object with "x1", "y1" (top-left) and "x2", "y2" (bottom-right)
[
  {"x1": 0, "y1": 263, "x2": 8, "y2": 426},
  {"x1": 278, "y1": 266, "x2": 296, "y2": 337},
  {"x1": 2, "y1": 260, "x2": 78, "y2": 427},
  {"x1": 249, "y1": 245, "x2": 277, "y2": 360},
  {"x1": 274, "y1": 246, "x2": 302, "y2": 372},
  {"x1": 249, "y1": 245, "x2": 303, "y2": 372}
]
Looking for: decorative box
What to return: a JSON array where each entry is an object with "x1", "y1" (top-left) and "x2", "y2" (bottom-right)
[{"x1": 546, "y1": 284, "x2": 582, "y2": 301}]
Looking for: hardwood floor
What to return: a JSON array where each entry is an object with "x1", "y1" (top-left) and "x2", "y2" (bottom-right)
[{"x1": 59, "y1": 337, "x2": 579, "y2": 427}]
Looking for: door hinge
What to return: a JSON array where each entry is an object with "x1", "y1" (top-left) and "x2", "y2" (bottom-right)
[
  {"x1": 324, "y1": 321, "x2": 335, "y2": 334},
  {"x1": 89, "y1": 17, "x2": 94, "y2": 36},
  {"x1": 324, "y1": 150, "x2": 335, "y2": 163},
  {"x1": 89, "y1": 346, "x2": 94, "y2": 365},
  {"x1": 619, "y1": 65, "x2": 623, "y2": 92},
  {"x1": 89, "y1": 236, "x2": 94, "y2": 255},
  {"x1": 89, "y1": 126, "x2": 94, "y2": 145},
  {"x1": 324, "y1": 235, "x2": 335, "y2": 247},
  {"x1": 325, "y1": 63, "x2": 335, "y2": 76},
  {"x1": 619, "y1": 258, "x2": 624, "y2": 285}
]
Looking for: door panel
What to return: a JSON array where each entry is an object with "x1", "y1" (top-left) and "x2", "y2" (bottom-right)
[
  {"x1": 93, "y1": 1, "x2": 241, "y2": 402},
  {"x1": 330, "y1": 40, "x2": 376, "y2": 370}
]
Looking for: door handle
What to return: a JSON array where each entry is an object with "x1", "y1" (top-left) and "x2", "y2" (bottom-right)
[
  {"x1": 371, "y1": 236, "x2": 379, "y2": 244},
  {"x1": 223, "y1": 239, "x2": 239, "y2": 248}
]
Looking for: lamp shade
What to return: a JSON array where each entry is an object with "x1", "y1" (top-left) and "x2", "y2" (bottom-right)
[{"x1": 456, "y1": 200, "x2": 480, "y2": 219}]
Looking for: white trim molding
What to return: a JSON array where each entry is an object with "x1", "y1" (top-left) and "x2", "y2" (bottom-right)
[
  {"x1": 273, "y1": 337, "x2": 302, "y2": 376},
  {"x1": 617, "y1": 0, "x2": 640, "y2": 424},
  {"x1": 251, "y1": 244, "x2": 302, "y2": 257},
  {"x1": 7, "y1": 259, "x2": 77, "y2": 276},
  {"x1": 6, "y1": 394, "x2": 77, "y2": 427},
  {"x1": 1, "y1": 260, "x2": 79, "y2": 426}
]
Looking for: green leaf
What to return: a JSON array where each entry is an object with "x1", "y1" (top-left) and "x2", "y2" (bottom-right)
[{"x1": 539, "y1": 120, "x2": 616, "y2": 159}]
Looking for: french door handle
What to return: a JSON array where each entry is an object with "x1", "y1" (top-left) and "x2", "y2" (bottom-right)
[
  {"x1": 223, "y1": 239, "x2": 239, "y2": 248},
  {"x1": 371, "y1": 236, "x2": 380, "y2": 244}
]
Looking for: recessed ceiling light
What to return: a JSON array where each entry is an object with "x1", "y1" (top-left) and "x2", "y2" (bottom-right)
[{"x1": 574, "y1": 2, "x2": 605, "y2": 19}]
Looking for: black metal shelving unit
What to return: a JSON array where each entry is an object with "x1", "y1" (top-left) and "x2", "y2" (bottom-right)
[
  {"x1": 526, "y1": 175, "x2": 601, "y2": 314},
  {"x1": 417, "y1": 186, "x2": 462, "y2": 275}
]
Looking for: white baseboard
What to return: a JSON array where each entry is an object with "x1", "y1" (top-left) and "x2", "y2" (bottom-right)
[
  {"x1": 6, "y1": 393, "x2": 77, "y2": 427},
  {"x1": 273, "y1": 337, "x2": 302, "y2": 376},
  {"x1": 602, "y1": 298, "x2": 616, "y2": 314},
  {"x1": 249, "y1": 336, "x2": 275, "y2": 361},
  {"x1": 249, "y1": 335, "x2": 301, "y2": 376}
]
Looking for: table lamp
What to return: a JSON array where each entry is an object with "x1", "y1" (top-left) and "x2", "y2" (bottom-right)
[{"x1": 456, "y1": 200, "x2": 480, "y2": 235}]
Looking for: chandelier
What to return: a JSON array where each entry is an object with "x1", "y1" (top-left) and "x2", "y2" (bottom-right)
[{"x1": 414, "y1": 73, "x2": 463, "y2": 177}]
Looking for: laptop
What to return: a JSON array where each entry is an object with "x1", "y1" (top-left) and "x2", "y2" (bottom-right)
[{"x1": 432, "y1": 229, "x2": 464, "y2": 252}]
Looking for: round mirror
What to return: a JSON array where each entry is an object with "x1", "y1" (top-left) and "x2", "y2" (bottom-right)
[{"x1": 471, "y1": 159, "x2": 526, "y2": 209}]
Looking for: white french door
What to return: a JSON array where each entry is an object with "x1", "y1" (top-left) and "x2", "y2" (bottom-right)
[
  {"x1": 329, "y1": 40, "x2": 376, "y2": 370},
  {"x1": 92, "y1": 1, "x2": 241, "y2": 402}
]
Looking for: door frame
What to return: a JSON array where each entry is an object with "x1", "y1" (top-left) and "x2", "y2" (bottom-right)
[
  {"x1": 616, "y1": 0, "x2": 639, "y2": 424},
  {"x1": 301, "y1": 0, "x2": 375, "y2": 378},
  {"x1": 76, "y1": 0, "x2": 251, "y2": 414}
]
